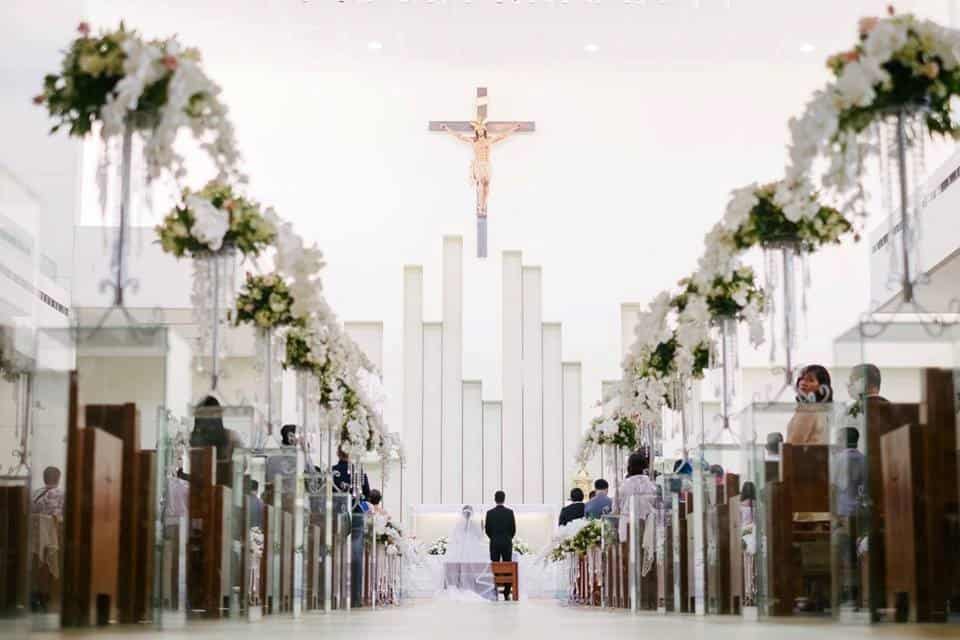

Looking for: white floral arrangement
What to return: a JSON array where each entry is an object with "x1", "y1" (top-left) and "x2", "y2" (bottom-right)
[
  {"x1": 427, "y1": 536, "x2": 449, "y2": 556},
  {"x1": 36, "y1": 22, "x2": 241, "y2": 180},
  {"x1": 156, "y1": 181, "x2": 276, "y2": 258},
  {"x1": 513, "y1": 537, "x2": 532, "y2": 556},
  {"x1": 542, "y1": 518, "x2": 612, "y2": 563},
  {"x1": 234, "y1": 272, "x2": 301, "y2": 330},
  {"x1": 675, "y1": 263, "x2": 766, "y2": 348},
  {"x1": 786, "y1": 10, "x2": 960, "y2": 214},
  {"x1": 718, "y1": 182, "x2": 853, "y2": 253},
  {"x1": 575, "y1": 413, "x2": 639, "y2": 467}
]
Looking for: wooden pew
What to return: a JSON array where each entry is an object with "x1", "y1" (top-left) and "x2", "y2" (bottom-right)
[
  {"x1": 765, "y1": 444, "x2": 830, "y2": 616},
  {"x1": 657, "y1": 507, "x2": 674, "y2": 611},
  {"x1": 280, "y1": 511, "x2": 294, "y2": 612},
  {"x1": 305, "y1": 524, "x2": 322, "y2": 610},
  {"x1": 728, "y1": 494, "x2": 744, "y2": 614},
  {"x1": 61, "y1": 375, "x2": 124, "y2": 628},
  {"x1": 684, "y1": 490, "x2": 697, "y2": 613},
  {"x1": 187, "y1": 447, "x2": 232, "y2": 618},
  {"x1": 261, "y1": 503, "x2": 277, "y2": 614},
  {"x1": 707, "y1": 473, "x2": 739, "y2": 614},
  {"x1": 674, "y1": 493, "x2": 690, "y2": 613},
  {"x1": 880, "y1": 369, "x2": 959, "y2": 622},
  {"x1": 0, "y1": 486, "x2": 28, "y2": 616}
]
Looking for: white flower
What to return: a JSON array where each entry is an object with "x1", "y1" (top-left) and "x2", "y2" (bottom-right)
[
  {"x1": 723, "y1": 184, "x2": 758, "y2": 232},
  {"x1": 834, "y1": 57, "x2": 888, "y2": 109},
  {"x1": 862, "y1": 17, "x2": 909, "y2": 62},
  {"x1": 187, "y1": 195, "x2": 229, "y2": 251}
]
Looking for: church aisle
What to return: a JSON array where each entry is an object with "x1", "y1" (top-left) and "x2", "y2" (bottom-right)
[{"x1": 23, "y1": 601, "x2": 960, "y2": 640}]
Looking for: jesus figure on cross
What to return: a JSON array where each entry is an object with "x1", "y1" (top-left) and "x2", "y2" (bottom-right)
[
  {"x1": 440, "y1": 121, "x2": 522, "y2": 219},
  {"x1": 430, "y1": 87, "x2": 534, "y2": 257}
]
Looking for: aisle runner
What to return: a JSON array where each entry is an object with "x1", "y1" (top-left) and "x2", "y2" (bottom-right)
[{"x1": 405, "y1": 556, "x2": 564, "y2": 599}]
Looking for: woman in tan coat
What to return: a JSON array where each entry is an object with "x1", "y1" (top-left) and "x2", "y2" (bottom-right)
[{"x1": 786, "y1": 365, "x2": 833, "y2": 444}]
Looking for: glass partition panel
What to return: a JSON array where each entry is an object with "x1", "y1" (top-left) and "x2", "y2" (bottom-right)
[
  {"x1": 31, "y1": 324, "x2": 189, "y2": 629},
  {"x1": 833, "y1": 318, "x2": 960, "y2": 623},
  {"x1": 741, "y1": 402, "x2": 839, "y2": 618}
]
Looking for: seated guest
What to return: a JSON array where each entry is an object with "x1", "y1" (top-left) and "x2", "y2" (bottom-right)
[
  {"x1": 765, "y1": 432, "x2": 783, "y2": 459},
  {"x1": 588, "y1": 490, "x2": 596, "y2": 500},
  {"x1": 584, "y1": 479, "x2": 613, "y2": 518},
  {"x1": 190, "y1": 395, "x2": 243, "y2": 485},
  {"x1": 368, "y1": 489, "x2": 388, "y2": 516},
  {"x1": 32, "y1": 466, "x2": 64, "y2": 518},
  {"x1": 558, "y1": 488, "x2": 586, "y2": 526},
  {"x1": 332, "y1": 449, "x2": 371, "y2": 498},
  {"x1": 832, "y1": 427, "x2": 865, "y2": 518},
  {"x1": 247, "y1": 479, "x2": 264, "y2": 530},
  {"x1": 617, "y1": 451, "x2": 657, "y2": 540},
  {"x1": 787, "y1": 365, "x2": 833, "y2": 444}
]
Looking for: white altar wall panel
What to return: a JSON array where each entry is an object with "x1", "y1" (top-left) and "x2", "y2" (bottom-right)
[
  {"x1": 541, "y1": 323, "x2": 563, "y2": 507},
  {"x1": 501, "y1": 251, "x2": 523, "y2": 501},
  {"x1": 403, "y1": 266, "x2": 424, "y2": 514},
  {"x1": 620, "y1": 303, "x2": 644, "y2": 357},
  {"x1": 422, "y1": 323, "x2": 443, "y2": 504},
  {"x1": 441, "y1": 236, "x2": 463, "y2": 503},
  {"x1": 344, "y1": 321, "x2": 384, "y2": 372},
  {"x1": 561, "y1": 362, "x2": 582, "y2": 491},
  {"x1": 482, "y1": 401, "x2": 502, "y2": 500},
  {"x1": 462, "y1": 380, "x2": 484, "y2": 505},
  {"x1": 521, "y1": 266, "x2": 543, "y2": 503}
]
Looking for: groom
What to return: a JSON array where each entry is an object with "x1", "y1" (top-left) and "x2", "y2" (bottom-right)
[{"x1": 484, "y1": 490, "x2": 516, "y2": 600}]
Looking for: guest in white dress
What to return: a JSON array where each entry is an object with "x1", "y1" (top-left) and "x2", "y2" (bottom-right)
[{"x1": 617, "y1": 451, "x2": 657, "y2": 575}]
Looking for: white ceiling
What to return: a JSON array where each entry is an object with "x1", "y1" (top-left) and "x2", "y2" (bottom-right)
[{"x1": 80, "y1": 0, "x2": 954, "y2": 70}]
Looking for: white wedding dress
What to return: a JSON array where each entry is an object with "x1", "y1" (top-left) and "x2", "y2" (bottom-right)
[{"x1": 439, "y1": 507, "x2": 496, "y2": 601}]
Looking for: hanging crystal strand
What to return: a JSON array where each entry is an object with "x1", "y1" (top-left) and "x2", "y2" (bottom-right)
[
  {"x1": 884, "y1": 117, "x2": 902, "y2": 288},
  {"x1": 909, "y1": 114, "x2": 928, "y2": 280},
  {"x1": 764, "y1": 249, "x2": 777, "y2": 364},
  {"x1": 800, "y1": 252, "x2": 811, "y2": 339},
  {"x1": 781, "y1": 246, "x2": 797, "y2": 388}
]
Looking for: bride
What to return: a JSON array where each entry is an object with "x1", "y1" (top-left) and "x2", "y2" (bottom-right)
[{"x1": 440, "y1": 505, "x2": 496, "y2": 601}]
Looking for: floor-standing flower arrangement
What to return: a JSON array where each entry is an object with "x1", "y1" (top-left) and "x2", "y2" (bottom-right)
[
  {"x1": 36, "y1": 22, "x2": 241, "y2": 180},
  {"x1": 156, "y1": 181, "x2": 276, "y2": 392},
  {"x1": 787, "y1": 10, "x2": 960, "y2": 215}
]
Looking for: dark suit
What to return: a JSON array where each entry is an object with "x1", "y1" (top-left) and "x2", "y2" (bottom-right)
[
  {"x1": 558, "y1": 502, "x2": 585, "y2": 526},
  {"x1": 484, "y1": 504, "x2": 516, "y2": 599}
]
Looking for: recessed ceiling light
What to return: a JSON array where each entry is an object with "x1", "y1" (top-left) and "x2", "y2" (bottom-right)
[
  {"x1": 368, "y1": 41, "x2": 383, "y2": 51},
  {"x1": 584, "y1": 43, "x2": 599, "y2": 54},
  {"x1": 799, "y1": 42, "x2": 815, "y2": 54}
]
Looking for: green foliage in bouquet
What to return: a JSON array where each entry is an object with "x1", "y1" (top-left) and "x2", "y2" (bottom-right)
[
  {"x1": 234, "y1": 272, "x2": 302, "y2": 330},
  {"x1": 156, "y1": 181, "x2": 275, "y2": 258},
  {"x1": 730, "y1": 184, "x2": 851, "y2": 253}
]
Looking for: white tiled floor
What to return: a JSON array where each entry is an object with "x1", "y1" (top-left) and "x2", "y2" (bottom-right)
[{"x1": 17, "y1": 600, "x2": 960, "y2": 639}]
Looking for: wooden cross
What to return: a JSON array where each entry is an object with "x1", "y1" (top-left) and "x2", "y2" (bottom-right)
[{"x1": 429, "y1": 87, "x2": 534, "y2": 258}]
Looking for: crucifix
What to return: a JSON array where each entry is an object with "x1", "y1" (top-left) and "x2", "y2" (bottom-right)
[{"x1": 429, "y1": 87, "x2": 535, "y2": 258}]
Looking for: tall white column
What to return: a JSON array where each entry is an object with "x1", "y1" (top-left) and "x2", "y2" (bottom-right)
[
  {"x1": 422, "y1": 323, "x2": 443, "y2": 504},
  {"x1": 482, "y1": 401, "x2": 502, "y2": 502},
  {"x1": 441, "y1": 236, "x2": 463, "y2": 503},
  {"x1": 542, "y1": 323, "x2": 563, "y2": 507},
  {"x1": 402, "y1": 266, "x2": 423, "y2": 517},
  {"x1": 521, "y1": 266, "x2": 543, "y2": 504},
  {"x1": 561, "y1": 362, "x2": 582, "y2": 491},
  {"x1": 462, "y1": 380, "x2": 484, "y2": 505},
  {"x1": 501, "y1": 251, "x2": 523, "y2": 502},
  {"x1": 620, "y1": 302, "x2": 644, "y2": 357}
]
